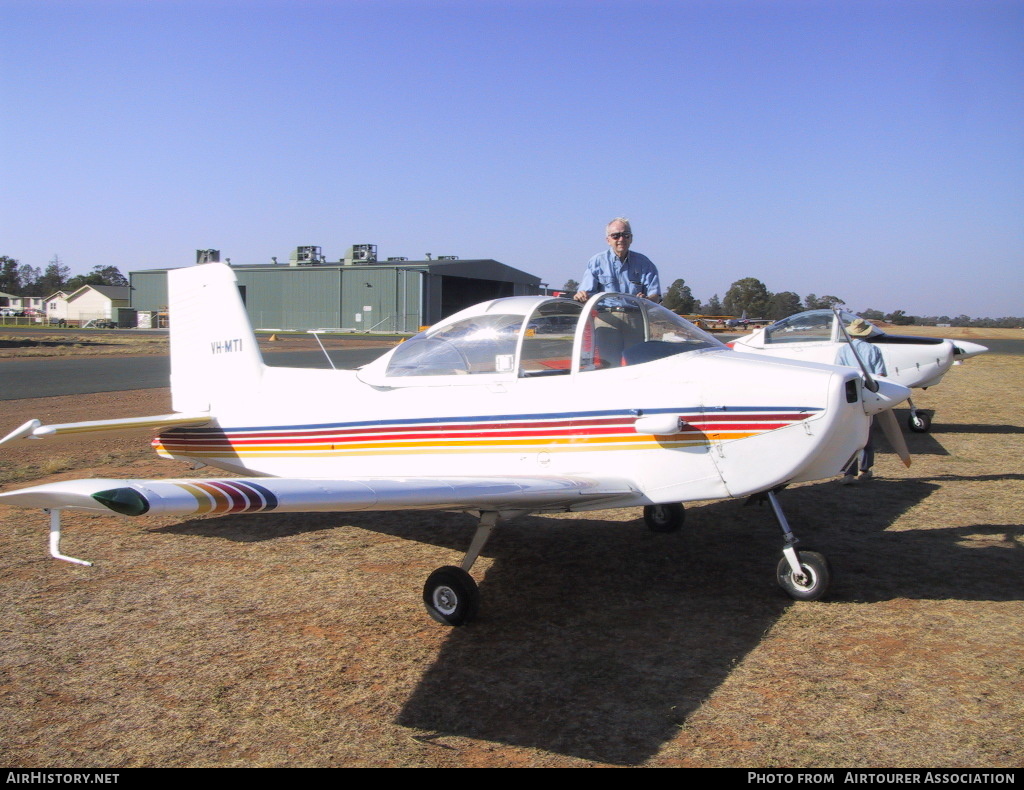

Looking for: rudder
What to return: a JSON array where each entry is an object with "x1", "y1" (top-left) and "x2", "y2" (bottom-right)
[{"x1": 168, "y1": 263, "x2": 264, "y2": 413}]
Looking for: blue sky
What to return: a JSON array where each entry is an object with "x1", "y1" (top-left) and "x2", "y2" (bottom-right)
[{"x1": 2, "y1": 0, "x2": 1021, "y2": 318}]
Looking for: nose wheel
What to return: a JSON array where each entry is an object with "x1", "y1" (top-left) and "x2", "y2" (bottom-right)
[
  {"x1": 908, "y1": 411, "x2": 931, "y2": 433},
  {"x1": 764, "y1": 489, "x2": 833, "y2": 602},
  {"x1": 907, "y1": 398, "x2": 932, "y2": 433},
  {"x1": 776, "y1": 550, "x2": 831, "y2": 601}
]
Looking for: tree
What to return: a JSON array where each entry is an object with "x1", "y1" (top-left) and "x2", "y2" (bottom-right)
[
  {"x1": 0, "y1": 256, "x2": 19, "y2": 293},
  {"x1": 93, "y1": 265, "x2": 129, "y2": 286},
  {"x1": 66, "y1": 265, "x2": 129, "y2": 292},
  {"x1": 816, "y1": 295, "x2": 845, "y2": 309},
  {"x1": 723, "y1": 277, "x2": 771, "y2": 318},
  {"x1": 705, "y1": 293, "x2": 723, "y2": 314},
  {"x1": 767, "y1": 291, "x2": 802, "y2": 320},
  {"x1": 561, "y1": 279, "x2": 579, "y2": 294},
  {"x1": 662, "y1": 278, "x2": 696, "y2": 313},
  {"x1": 860, "y1": 308, "x2": 885, "y2": 321},
  {"x1": 17, "y1": 263, "x2": 41, "y2": 295},
  {"x1": 35, "y1": 255, "x2": 70, "y2": 297},
  {"x1": 805, "y1": 293, "x2": 845, "y2": 311}
]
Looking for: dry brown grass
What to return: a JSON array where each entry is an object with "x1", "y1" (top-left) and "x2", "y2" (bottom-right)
[
  {"x1": 0, "y1": 357, "x2": 1021, "y2": 767},
  {"x1": 880, "y1": 325, "x2": 1023, "y2": 340},
  {"x1": 0, "y1": 332, "x2": 171, "y2": 358}
]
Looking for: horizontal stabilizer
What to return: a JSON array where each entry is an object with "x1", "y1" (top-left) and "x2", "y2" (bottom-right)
[
  {"x1": 0, "y1": 475, "x2": 636, "y2": 516},
  {"x1": 0, "y1": 413, "x2": 212, "y2": 447}
]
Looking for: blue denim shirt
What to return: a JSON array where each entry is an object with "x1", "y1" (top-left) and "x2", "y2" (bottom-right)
[
  {"x1": 836, "y1": 338, "x2": 887, "y2": 376},
  {"x1": 579, "y1": 249, "x2": 661, "y2": 299}
]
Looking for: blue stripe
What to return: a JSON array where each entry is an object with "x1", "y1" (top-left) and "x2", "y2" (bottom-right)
[{"x1": 173, "y1": 406, "x2": 821, "y2": 434}]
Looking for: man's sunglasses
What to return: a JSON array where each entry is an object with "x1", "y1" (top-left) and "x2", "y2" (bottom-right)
[{"x1": 608, "y1": 232, "x2": 632, "y2": 240}]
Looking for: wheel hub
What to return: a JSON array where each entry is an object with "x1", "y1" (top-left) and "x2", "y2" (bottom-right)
[{"x1": 433, "y1": 586, "x2": 458, "y2": 615}]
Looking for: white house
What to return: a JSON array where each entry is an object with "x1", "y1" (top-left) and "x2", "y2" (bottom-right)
[
  {"x1": 63, "y1": 285, "x2": 130, "y2": 325},
  {"x1": 44, "y1": 291, "x2": 71, "y2": 322}
]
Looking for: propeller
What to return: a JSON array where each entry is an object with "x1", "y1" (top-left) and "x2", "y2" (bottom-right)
[
  {"x1": 876, "y1": 408, "x2": 911, "y2": 468},
  {"x1": 833, "y1": 308, "x2": 911, "y2": 468}
]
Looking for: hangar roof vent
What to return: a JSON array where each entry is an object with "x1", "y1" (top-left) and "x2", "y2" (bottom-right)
[
  {"x1": 344, "y1": 244, "x2": 378, "y2": 266},
  {"x1": 289, "y1": 246, "x2": 324, "y2": 266}
]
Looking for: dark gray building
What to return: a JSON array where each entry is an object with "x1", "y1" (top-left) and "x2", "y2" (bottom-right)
[{"x1": 130, "y1": 253, "x2": 543, "y2": 333}]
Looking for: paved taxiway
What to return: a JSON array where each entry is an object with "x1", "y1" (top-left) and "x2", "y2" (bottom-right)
[
  {"x1": 2, "y1": 339, "x2": 1020, "y2": 402},
  {"x1": 0, "y1": 347, "x2": 390, "y2": 401}
]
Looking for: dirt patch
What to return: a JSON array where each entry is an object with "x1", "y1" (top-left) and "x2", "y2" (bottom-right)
[{"x1": 0, "y1": 358, "x2": 1021, "y2": 767}]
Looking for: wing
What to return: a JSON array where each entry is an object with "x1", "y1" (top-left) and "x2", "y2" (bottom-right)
[{"x1": 0, "y1": 475, "x2": 639, "y2": 517}]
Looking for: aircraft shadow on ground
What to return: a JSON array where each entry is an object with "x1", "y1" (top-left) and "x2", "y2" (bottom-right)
[
  {"x1": 390, "y1": 480, "x2": 1022, "y2": 763},
  {"x1": 925, "y1": 423, "x2": 1024, "y2": 435},
  {"x1": 894, "y1": 407, "x2": 1024, "y2": 439},
  {"x1": 159, "y1": 473, "x2": 1022, "y2": 765}
]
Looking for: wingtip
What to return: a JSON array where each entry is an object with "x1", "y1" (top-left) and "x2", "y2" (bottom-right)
[{"x1": 0, "y1": 419, "x2": 42, "y2": 446}]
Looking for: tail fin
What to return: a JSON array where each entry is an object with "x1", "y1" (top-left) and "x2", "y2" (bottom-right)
[{"x1": 168, "y1": 263, "x2": 264, "y2": 413}]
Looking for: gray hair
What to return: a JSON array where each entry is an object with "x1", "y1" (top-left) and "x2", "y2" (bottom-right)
[{"x1": 606, "y1": 217, "x2": 632, "y2": 235}]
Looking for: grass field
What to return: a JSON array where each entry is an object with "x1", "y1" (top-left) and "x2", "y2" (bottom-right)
[{"x1": 0, "y1": 353, "x2": 1020, "y2": 767}]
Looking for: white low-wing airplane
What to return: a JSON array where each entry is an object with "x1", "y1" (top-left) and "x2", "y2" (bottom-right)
[
  {"x1": 728, "y1": 309, "x2": 987, "y2": 433},
  {"x1": 0, "y1": 264, "x2": 911, "y2": 625}
]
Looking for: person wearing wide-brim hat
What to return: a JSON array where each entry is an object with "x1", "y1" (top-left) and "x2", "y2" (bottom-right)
[
  {"x1": 847, "y1": 317, "x2": 878, "y2": 338},
  {"x1": 837, "y1": 319, "x2": 887, "y2": 484}
]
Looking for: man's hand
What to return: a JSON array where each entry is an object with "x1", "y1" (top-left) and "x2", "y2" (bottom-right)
[{"x1": 573, "y1": 290, "x2": 589, "y2": 302}]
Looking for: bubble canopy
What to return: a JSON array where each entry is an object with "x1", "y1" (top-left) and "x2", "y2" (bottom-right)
[
  {"x1": 760, "y1": 309, "x2": 876, "y2": 346},
  {"x1": 358, "y1": 293, "x2": 726, "y2": 387}
]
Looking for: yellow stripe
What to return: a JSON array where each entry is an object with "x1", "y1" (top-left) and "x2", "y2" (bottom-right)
[
  {"x1": 156, "y1": 431, "x2": 761, "y2": 455},
  {"x1": 190, "y1": 482, "x2": 233, "y2": 513},
  {"x1": 175, "y1": 483, "x2": 217, "y2": 514}
]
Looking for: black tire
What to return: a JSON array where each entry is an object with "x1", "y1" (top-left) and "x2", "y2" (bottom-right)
[
  {"x1": 776, "y1": 550, "x2": 831, "y2": 602},
  {"x1": 643, "y1": 503, "x2": 685, "y2": 533},
  {"x1": 908, "y1": 411, "x2": 931, "y2": 433},
  {"x1": 423, "y1": 566, "x2": 480, "y2": 626}
]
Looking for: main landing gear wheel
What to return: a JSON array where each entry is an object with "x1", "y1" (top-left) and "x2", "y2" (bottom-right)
[
  {"x1": 643, "y1": 503, "x2": 685, "y2": 533},
  {"x1": 908, "y1": 411, "x2": 932, "y2": 433},
  {"x1": 423, "y1": 566, "x2": 480, "y2": 626},
  {"x1": 776, "y1": 550, "x2": 831, "y2": 602}
]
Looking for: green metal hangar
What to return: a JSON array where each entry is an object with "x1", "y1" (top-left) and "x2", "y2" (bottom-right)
[{"x1": 129, "y1": 246, "x2": 544, "y2": 333}]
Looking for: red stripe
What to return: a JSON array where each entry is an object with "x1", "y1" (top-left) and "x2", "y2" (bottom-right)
[
  {"x1": 221, "y1": 481, "x2": 269, "y2": 513},
  {"x1": 156, "y1": 412, "x2": 812, "y2": 451},
  {"x1": 204, "y1": 480, "x2": 251, "y2": 513}
]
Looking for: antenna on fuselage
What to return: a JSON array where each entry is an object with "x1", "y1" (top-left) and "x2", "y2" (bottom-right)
[{"x1": 306, "y1": 330, "x2": 337, "y2": 370}]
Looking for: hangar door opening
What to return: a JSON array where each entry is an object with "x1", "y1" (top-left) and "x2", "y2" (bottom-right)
[{"x1": 440, "y1": 275, "x2": 515, "y2": 318}]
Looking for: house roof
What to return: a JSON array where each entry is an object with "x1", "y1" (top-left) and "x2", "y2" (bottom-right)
[{"x1": 66, "y1": 285, "x2": 131, "y2": 302}]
